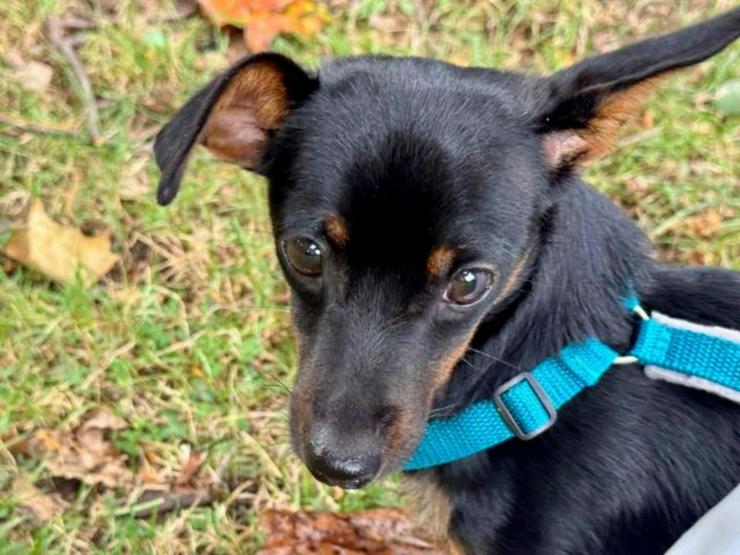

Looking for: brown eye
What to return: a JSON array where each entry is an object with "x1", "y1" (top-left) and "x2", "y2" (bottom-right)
[
  {"x1": 444, "y1": 268, "x2": 494, "y2": 305},
  {"x1": 283, "y1": 237, "x2": 323, "y2": 276}
]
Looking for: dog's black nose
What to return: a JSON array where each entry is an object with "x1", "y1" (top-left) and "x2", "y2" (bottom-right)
[{"x1": 305, "y1": 434, "x2": 381, "y2": 489}]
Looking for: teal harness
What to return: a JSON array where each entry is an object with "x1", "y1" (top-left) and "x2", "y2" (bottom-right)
[{"x1": 403, "y1": 296, "x2": 740, "y2": 471}]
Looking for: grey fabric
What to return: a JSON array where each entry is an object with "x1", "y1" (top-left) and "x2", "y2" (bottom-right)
[{"x1": 667, "y1": 484, "x2": 740, "y2": 555}]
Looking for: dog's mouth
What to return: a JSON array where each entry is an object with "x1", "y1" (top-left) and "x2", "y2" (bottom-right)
[{"x1": 307, "y1": 465, "x2": 377, "y2": 490}]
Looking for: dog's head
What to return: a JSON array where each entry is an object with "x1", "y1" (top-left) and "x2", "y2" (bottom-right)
[{"x1": 154, "y1": 11, "x2": 738, "y2": 488}]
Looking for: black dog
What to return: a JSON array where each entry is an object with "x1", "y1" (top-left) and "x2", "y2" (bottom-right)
[{"x1": 155, "y1": 9, "x2": 740, "y2": 554}]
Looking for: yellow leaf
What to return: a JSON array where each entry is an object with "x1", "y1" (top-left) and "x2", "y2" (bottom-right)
[{"x1": 2, "y1": 199, "x2": 119, "y2": 284}]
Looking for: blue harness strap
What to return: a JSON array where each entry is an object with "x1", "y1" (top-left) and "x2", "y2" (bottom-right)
[
  {"x1": 403, "y1": 339, "x2": 618, "y2": 471},
  {"x1": 403, "y1": 300, "x2": 740, "y2": 472},
  {"x1": 631, "y1": 318, "x2": 740, "y2": 392}
]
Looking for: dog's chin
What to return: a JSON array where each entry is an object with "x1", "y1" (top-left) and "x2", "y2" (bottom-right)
[{"x1": 308, "y1": 467, "x2": 375, "y2": 490}]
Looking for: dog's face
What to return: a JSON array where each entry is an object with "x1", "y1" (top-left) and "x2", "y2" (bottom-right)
[
  {"x1": 154, "y1": 11, "x2": 739, "y2": 488},
  {"x1": 268, "y1": 62, "x2": 549, "y2": 487}
]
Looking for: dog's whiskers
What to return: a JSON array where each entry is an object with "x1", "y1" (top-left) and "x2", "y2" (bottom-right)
[{"x1": 465, "y1": 346, "x2": 522, "y2": 373}]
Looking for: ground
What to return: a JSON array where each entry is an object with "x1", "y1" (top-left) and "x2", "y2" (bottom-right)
[{"x1": 0, "y1": 0, "x2": 737, "y2": 553}]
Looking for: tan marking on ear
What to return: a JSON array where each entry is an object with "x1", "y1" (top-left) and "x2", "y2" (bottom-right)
[
  {"x1": 325, "y1": 215, "x2": 349, "y2": 248},
  {"x1": 544, "y1": 76, "x2": 665, "y2": 168},
  {"x1": 579, "y1": 76, "x2": 664, "y2": 160},
  {"x1": 402, "y1": 474, "x2": 465, "y2": 553},
  {"x1": 427, "y1": 246, "x2": 456, "y2": 279},
  {"x1": 202, "y1": 109, "x2": 267, "y2": 167},
  {"x1": 492, "y1": 248, "x2": 531, "y2": 305},
  {"x1": 202, "y1": 62, "x2": 291, "y2": 168},
  {"x1": 213, "y1": 62, "x2": 289, "y2": 127}
]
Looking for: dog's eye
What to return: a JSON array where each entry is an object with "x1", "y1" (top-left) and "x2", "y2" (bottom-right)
[
  {"x1": 444, "y1": 268, "x2": 494, "y2": 305},
  {"x1": 283, "y1": 237, "x2": 323, "y2": 276}
]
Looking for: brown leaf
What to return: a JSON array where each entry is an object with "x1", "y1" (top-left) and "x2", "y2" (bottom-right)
[
  {"x1": 174, "y1": 451, "x2": 205, "y2": 488},
  {"x1": 2, "y1": 199, "x2": 120, "y2": 284},
  {"x1": 14, "y1": 61, "x2": 54, "y2": 93},
  {"x1": 257, "y1": 508, "x2": 445, "y2": 554},
  {"x1": 12, "y1": 478, "x2": 68, "y2": 524},
  {"x1": 82, "y1": 407, "x2": 128, "y2": 431},
  {"x1": 28, "y1": 409, "x2": 133, "y2": 489},
  {"x1": 682, "y1": 208, "x2": 727, "y2": 239}
]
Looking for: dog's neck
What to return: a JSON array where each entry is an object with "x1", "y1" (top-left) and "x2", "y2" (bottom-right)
[{"x1": 439, "y1": 178, "x2": 653, "y2": 411}]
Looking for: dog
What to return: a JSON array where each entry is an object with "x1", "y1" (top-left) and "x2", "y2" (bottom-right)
[{"x1": 154, "y1": 8, "x2": 740, "y2": 554}]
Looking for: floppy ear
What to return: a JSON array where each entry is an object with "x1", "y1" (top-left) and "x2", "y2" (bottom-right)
[
  {"x1": 154, "y1": 53, "x2": 318, "y2": 205},
  {"x1": 534, "y1": 8, "x2": 739, "y2": 170}
]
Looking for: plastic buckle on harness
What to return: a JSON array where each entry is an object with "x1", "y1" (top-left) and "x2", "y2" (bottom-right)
[
  {"x1": 493, "y1": 372, "x2": 557, "y2": 440},
  {"x1": 614, "y1": 301, "x2": 650, "y2": 366}
]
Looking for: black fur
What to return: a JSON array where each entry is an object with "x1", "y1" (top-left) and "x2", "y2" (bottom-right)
[{"x1": 154, "y1": 8, "x2": 740, "y2": 554}]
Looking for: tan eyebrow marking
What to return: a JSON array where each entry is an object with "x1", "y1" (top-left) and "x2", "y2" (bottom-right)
[
  {"x1": 325, "y1": 215, "x2": 349, "y2": 248},
  {"x1": 492, "y1": 248, "x2": 532, "y2": 304},
  {"x1": 426, "y1": 245, "x2": 456, "y2": 279}
]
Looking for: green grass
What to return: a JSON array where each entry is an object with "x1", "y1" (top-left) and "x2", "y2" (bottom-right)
[{"x1": 0, "y1": 0, "x2": 738, "y2": 552}]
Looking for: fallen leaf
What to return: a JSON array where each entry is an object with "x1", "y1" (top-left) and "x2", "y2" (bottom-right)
[
  {"x1": 174, "y1": 451, "x2": 205, "y2": 488},
  {"x1": 137, "y1": 457, "x2": 165, "y2": 487},
  {"x1": 123, "y1": 447, "x2": 218, "y2": 518},
  {"x1": 82, "y1": 407, "x2": 128, "y2": 431},
  {"x1": 257, "y1": 508, "x2": 445, "y2": 554},
  {"x1": 243, "y1": 13, "x2": 286, "y2": 52},
  {"x1": 686, "y1": 250, "x2": 712, "y2": 265},
  {"x1": 27, "y1": 409, "x2": 134, "y2": 489},
  {"x1": 2, "y1": 199, "x2": 120, "y2": 284},
  {"x1": 12, "y1": 477, "x2": 69, "y2": 524},
  {"x1": 198, "y1": 0, "x2": 329, "y2": 52},
  {"x1": 682, "y1": 208, "x2": 727, "y2": 239},
  {"x1": 14, "y1": 61, "x2": 54, "y2": 93}
]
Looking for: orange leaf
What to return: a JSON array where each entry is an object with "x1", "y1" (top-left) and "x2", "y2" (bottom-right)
[
  {"x1": 198, "y1": 0, "x2": 328, "y2": 51},
  {"x1": 174, "y1": 451, "x2": 205, "y2": 488},
  {"x1": 198, "y1": 0, "x2": 288, "y2": 26},
  {"x1": 243, "y1": 13, "x2": 287, "y2": 52}
]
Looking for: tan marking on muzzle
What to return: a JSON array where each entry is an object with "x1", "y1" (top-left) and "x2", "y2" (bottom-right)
[
  {"x1": 432, "y1": 329, "x2": 476, "y2": 394},
  {"x1": 431, "y1": 249, "x2": 532, "y2": 394}
]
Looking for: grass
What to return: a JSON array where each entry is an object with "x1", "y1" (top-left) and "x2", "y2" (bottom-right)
[{"x1": 0, "y1": 0, "x2": 737, "y2": 552}]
